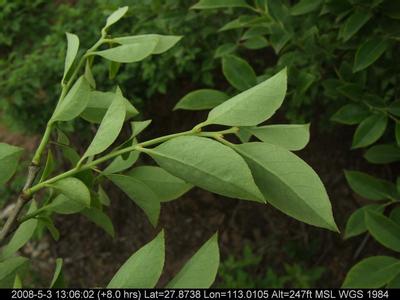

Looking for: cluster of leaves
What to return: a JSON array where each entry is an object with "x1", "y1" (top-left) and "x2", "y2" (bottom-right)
[
  {"x1": 184, "y1": 0, "x2": 400, "y2": 126},
  {"x1": 217, "y1": 244, "x2": 325, "y2": 288},
  {"x1": 188, "y1": 0, "x2": 400, "y2": 288},
  {"x1": 0, "y1": 6, "x2": 337, "y2": 288},
  {"x1": 0, "y1": 0, "x2": 232, "y2": 133}
]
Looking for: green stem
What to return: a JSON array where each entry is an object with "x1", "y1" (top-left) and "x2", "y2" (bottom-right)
[{"x1": 25, "y1": 127, "x2": 239, "y2": 197}]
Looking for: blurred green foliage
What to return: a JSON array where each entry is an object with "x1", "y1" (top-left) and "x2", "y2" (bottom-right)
[
  {"x1": 0, "y1": 0, "x2": 233, "y2": 132},
  {"x1": 217, "y1": 244, "x2": 325, "y2": 288}
]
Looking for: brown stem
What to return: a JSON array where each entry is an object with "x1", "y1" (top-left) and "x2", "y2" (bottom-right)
[{"x1": 0, "y1": 165, "x2": 39, "y2": 244}]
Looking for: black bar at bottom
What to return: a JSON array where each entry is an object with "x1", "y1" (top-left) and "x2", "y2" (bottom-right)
[{"x1": 0, "y1": 288, "x2": 399, "y2": 300}]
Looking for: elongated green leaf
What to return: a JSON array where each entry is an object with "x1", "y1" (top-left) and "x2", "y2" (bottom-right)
[
  {"x1": 103, "y1": 6, "x2": 129, "y2": 31},
  {"x1": 142, "y1": 136, "x2": 264, "y2": 203},
  {"x1": 131, "y1": 120, "x2": 151, "y2": 137},
  {"x1": 353, "y1": 38, "x2": 389, "y2": 72},
  {"x1": 39, "y1": 150, "x2": 55, "y2": 182},
  {"x1": 84, "y1": 60, "x2": 96, "y2": 88},
  {"x1": 234, "y1": 142, "x2": 338, "y2": 231},
  {"x1": 107, "y1": 231, "x2": 165, "y2": 288},
  {"x1": 0, "y1": 257, "x2": 28, "y2": 281},
  {"x1": 62, "y1": 33, "x2": 79, "y2": 82},
  {"x1": 390, "y1": 207, "x2": 400, "y2": 225},
  {"x1": 191, "y1": 0, "x2": 250, "y2": 9},
  {"x1": 342, "y1": 256, "x2": 400, "y2": 288},
  {"x1": 82, "y1": 208, "x2": 115, "y2": 238},
  {"x1": 331, "y1": 104, "x2": 370, "y2": 125},
  {"x1": 244, "y1": 124, "x2": 310, "y2": 151},
  {"x1": 38, "y1": 216, "x2": 60, "y2": 241},
  {"x1": 50, "y1": 258, "x2": 65, "y2": 288},
  {"x1": 243, "y1": 36, "x2": 268, "y2": 50},
  {"x1": 396, "y1": 123, "x2": 400, "y2": 146},
  {"x1": 98, "y1": 185, "x2": 111, "y2": 206},
  {"x1": 48, "y1": 177, "x2": 90, "y2": 207},
  {"x1": 113, "y1": 35, "x2": 182, "y2": 54},
  {"x1": 352, "y1": 114, "x2": 387, "y2": 149},
  {"x1": 1, "y1": 202, "x2": 38, "y2": 260},
  {"x1": 127, "y1": 166, "x2": 193, "y2": 202},
  {"x1": 222, "y1": 55, "x2": 257, "y2": 91},
  {"x1": 174, "y1": 89, "x2": 229, "y2": 111},
  {"x1": 50, "y1": 76, "x2": 91, "y2": 122},
  {"x1": 13, "y1": 274, "x2": 22, "y2": 288},
  {"x1": 364, "y1": 144, "x2": 400, "y2": 164},
  {"x1": 93, "y1": 41, "x2": 157, "y2": 63},
  {"x1": 344, "y1": 204, "x2": 384, "y2": 239},
  {"x1": 82, "y1": 93, "x2": 126, "y2": 160},
  {"x1": 47, "y1": 194, "x2": 85, "y2": 215},
  {"x1": 107, "y1": 174, "x2": 160, "y2": 226},
  {"x1": 81, "y1": 91, "x2": 138, "y2": 124},
  {"x1": 205, "y1": 68, "x2": 287, "y2": 126},
  {"x1": 344, "y1": 170, "x2": 395, "y2": 201},
  {"x1": 0, "y1": 143, "x2": 23, "y2": 186},
  {"x1": 366, "y1": 211, "x2": 400, "y2": 252},
  {"x1": 215, "y1": 43, "x2": 237, "y2": 58},
  {"x1": 167, "y1": 233, "x2": 219, "y2": 288},
  {"x1": 291, "y1": 0, "x2": 322, "y2": 16},
  {"x1": 340, "y1": 11, "x2": 371, "y2": 42},
  {"x1": 103, "y1": 150, "x2": 139, "y2": 175}
]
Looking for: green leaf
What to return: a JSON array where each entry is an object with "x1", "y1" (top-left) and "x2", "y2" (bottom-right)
[
  {"x1": 98, "y1": 185, "x2": 111, "y2": 206},
  {"x1": 344, "y1": 204, "x2": 384, "y2": 239},
  {"x1": 142, "y1": 136, "x2": 264, "y2": 203},
  {"x1": 342, "y1": 256, "x2": 400, "y2": 288},
  {"x1": 112, "y1": 35, "x2": 182, "y2": 55},
  {"x1": 107, "y1": 174, "x2": 160, "y2": 226},
  {"x1": 205, "y1": 68, "x2": 287, "y2": 126},
  {"x1": 234, "y1": 142, "x2": 338, "y2": 231},
  {"x1": 81, "y1": 91, "x2": 138, "y2": 124},
  {"x1": 174, "y1": 89, "x2": 229, "y2": 111},
  {"x1": 85, "y1": 60, "x2": 96, "y2": 88},
  {"x1": 387, "y1": 274, "x2": 400, "y2": 288},
  {"x1": 81, "y1": 92, "x2": 126, "y2": 160},
  {"x1": 214, "y1": 43, "x2": 237, "y2": 58},
  {"x1": 167, "y1": 233, "x2": 219, "y2": 288},
  {"x1": 243, "y1": 36, "x2": 268, "y2": 50},
  {"x1": 0, "y1": 143, "x2": 23, "y2": 186},
  {"x1": 47, "y1": 194, "x2": 85, "y2": 215},
  {"x1": 50, "y1": 258, "x2": 65, "y2": 288},
  {"x1": 50, "y1": 76, "x2": 91, "y2": 123},
  {"x1": 267, "y1": 0, "x2": 289, "y2": 23},
  {"x1": 244, "y1": 124, "x2": 310, "y2": 151},
  {"x1": 82, "y1": 208, "x2": 115, "y2": 238},
  {"x1": 48, "y1": 177, "x2": 91, "y2": 207},
  {"x1": 93, "y1": 42, "x2": 158, "y2": 63},
  {"x1": 127, "y1": 166, "x2": 193, "y2": 202},
  {"x1": 366, "y1": 211, "x2": 400, "y2": 252},
  {"x1": 364, "y1": 144, "x2": 400, "y2": 164},
  {"x1": 131, "y1": 120, "x2": 151, "y2": 137},
  {"x1": 191, "y1": 0, "x2": 250, "y2": 9},
  {"x1": 0, "y1": 257, "x2": 28, "y2": 281},
  {"x1": 39, "y1": 216, "x2": 60, "y2": 241},
  {"x1": 39, "y1": 150, "x2": 55, "y2": 182},
  {"x1": 103, "y1": 6, "x2": 129, "y2": 32},
  {"x1": 13, "y1": 274, "x2": 22, "y2": 288},
  {"x1": 62, "y1": 33, "x2": 79, "y2": 82},
  {"x1": 390, "y1": 207, "x2": 400, "y2": 225},
  {"x1": 340, "y1": 11, "x2": 372, "y2": 42},
  {"x1": 330, "y1": 104, "x2": 370, "y2": 125},
  {"x1": 107, "y1": 231, "x2": 165, "y2": 288},
  {"x1": 291, "y1": 0, "x2": 322, "y2": 16},
  {"x1": 396, "y1": 123, "x2": 400, "y2": 146},
  {"x1": 344, "y1": 170, "x2": 395, "y2": 201},
  {"x1": 222, "y1": 55, "x2": 257, "y2": 91},
  {"x1": 352, "y1": 114, "x2": 387, "y2": 149},
  {"x1": 103, "y1": 150, "x2": 139, "y2": 175},
  {"x1": 353, "y1": 38, "x2": 389, "y2": 72},
  {"x1": 1, "y1": 202, "x2": 38, "y2": 260}
]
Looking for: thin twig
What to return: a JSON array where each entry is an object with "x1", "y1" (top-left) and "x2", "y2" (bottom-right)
[{"x1": 0, "y1": 165, "x2": 39, "y2": 244}]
